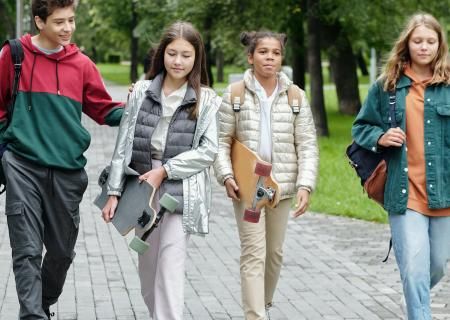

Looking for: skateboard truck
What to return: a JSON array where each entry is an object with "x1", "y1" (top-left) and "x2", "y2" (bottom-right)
[
  {"x1": 243, "y1": 162, "x2": 275, "y2": 223},
  {"x1": 129, "y1": 193, "x2": 179, "y2": 254}
]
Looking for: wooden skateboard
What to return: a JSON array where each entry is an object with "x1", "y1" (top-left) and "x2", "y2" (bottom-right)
[
  {"x1": 94, "y1": 166, "x2": 179, "y2": 254},
  {"x1": 230, "y1": 139, "x2": 280, "y2": 223}
]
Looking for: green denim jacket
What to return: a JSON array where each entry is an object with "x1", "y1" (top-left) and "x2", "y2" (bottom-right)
[{"x1": 352, "y1": 76, "x2": 450, "y2": 215}]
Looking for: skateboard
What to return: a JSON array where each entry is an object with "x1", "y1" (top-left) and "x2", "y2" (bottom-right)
[
  {"x1": 94, "y1": 166, "x2": 179, "y2": 254},
  {"x1": 230, "y1": 139, "x2": 280, "y2": 223}
]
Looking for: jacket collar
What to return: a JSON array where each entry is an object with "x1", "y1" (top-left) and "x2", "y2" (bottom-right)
[
  {"x1": 243, "y1": 69, "x2": 292, "y2": 94},
  {"x1": 396, "y1": 75, "x2": 412, "y2": 89},
  {"x1": 146, "y1": 72, "x2": 197, "y2": 106}
]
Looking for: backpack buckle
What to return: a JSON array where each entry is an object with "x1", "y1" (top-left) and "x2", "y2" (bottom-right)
[
  {"x1": 233, "y1": 97, "x2": 241, "y2": 112},
  {"x1": 291, "y1": 98, "x2": 300, "y2": 114}
]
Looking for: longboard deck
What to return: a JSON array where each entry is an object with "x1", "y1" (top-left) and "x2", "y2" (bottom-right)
[
  {"x1": 94, "y1": 175, "x2": 156, "y2": 236},
  {"x1": 230, "y1": 139, "x2": 280, "y2": 209}
]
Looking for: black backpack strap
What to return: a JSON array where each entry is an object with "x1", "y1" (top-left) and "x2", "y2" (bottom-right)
[
  {"x1": 3, "y1": 39, "x2": 24, "y2": 122},
  {"x1": 388, "y1": 91, "x2": 397, "y2": 128},
  {"x1": 382, "y1": 237, "x2": 392, "y2": 263}
]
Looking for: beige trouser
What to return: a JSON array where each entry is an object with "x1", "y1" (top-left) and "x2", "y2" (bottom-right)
[{"x1": 233, "y1": 198, "x2": 292, "y2": 320}]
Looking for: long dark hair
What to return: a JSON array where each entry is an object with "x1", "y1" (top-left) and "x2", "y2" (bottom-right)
[{"x1": 148, "y1": 21, "x2": 209, "y2": 117}]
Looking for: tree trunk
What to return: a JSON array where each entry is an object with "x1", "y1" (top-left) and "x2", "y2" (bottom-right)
[
  {"x1": 327, "y1": 24, "x2": 361, "y2": 115},
  {"x1": 357, "y1": 50, "x2": 368, "y2": 76},
  {"x1": 307, "y1": 0, "x2": 329, "y2": 136},
  {"x1": 29, "y1": 0, "x2": 37, "y2": 35},
  {"x1": 203, "y1": 15, "x2": 214, "y2": 87},
  {"x1": 129, "y1": 0, "x2": 138, "y2": 83},
  {"x1": 216, "y1": 49, "x2": 224, "y2": 83},
  {"x1": 289, "y1": 0, "x2": 306, "y2": 88}
]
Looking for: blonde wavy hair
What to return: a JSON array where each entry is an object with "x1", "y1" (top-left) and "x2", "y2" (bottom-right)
[{"x1": 381, "y1": 13, "x2": 450, "y2": 91}]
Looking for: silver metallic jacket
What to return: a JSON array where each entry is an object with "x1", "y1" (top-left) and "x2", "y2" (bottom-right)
[{"x1": 107, "y1": 80, "x2": 221, "y2": 235}]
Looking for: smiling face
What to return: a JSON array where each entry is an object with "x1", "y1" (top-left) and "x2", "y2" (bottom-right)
[
  {"x1": 35, "y1": 5, "x2": 75, "y2": 49},
  {"x1": 408, "y1": 24, "x2": 439, "y2": 70},
  {"x1": 248, "y1": 37, "x2": 283, "y2": 79},
  {"x1": 163, "y1": 38, "x2": 196, "y2": 83}
]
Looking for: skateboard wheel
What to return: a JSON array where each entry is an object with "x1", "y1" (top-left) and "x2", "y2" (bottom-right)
[
  {"x1": 254, "y1": 162, "x2": 272, "y2": 177},
  {"x1": 243, "y1": 208, "x2": 261, "y2": 223},
  {"x1": 159, "y1": 193, "x2": 179, "y2": 213},
  {"x1": 129, "y1": 236, "x2": 150, "y2": 255}
]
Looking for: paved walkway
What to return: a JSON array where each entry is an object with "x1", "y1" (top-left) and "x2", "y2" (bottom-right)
[{"x1": 0, "y1": 83, "x2": 449, "y2": 320}]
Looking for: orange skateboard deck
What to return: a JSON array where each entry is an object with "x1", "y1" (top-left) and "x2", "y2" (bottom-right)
[{"x1": 231, "y1": 139, "x2": 280, "y2": 222}]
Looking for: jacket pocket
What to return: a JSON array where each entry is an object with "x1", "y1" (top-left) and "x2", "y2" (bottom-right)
[
  {"x1": 436, "y1": 105, "x2": 450, "y2": 116},
  {"x1": 436, "y1": 105, "x2": 450, "y2": 148},
  {"x1": 5, "y1": 201, "x2": 30, "y2": 248}
]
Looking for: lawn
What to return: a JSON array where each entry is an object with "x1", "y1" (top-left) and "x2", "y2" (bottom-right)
[
  {"x1": 310, "y1": 87, "x2": 387, "y2": 223},
  {"x1": 97, "y1": 63, "x2": 388, "y2": 223}
]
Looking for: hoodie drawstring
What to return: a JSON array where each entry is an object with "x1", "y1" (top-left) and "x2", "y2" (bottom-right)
[
  {"x1": 56, "y1": 60, "x2": 60, "y2": 95},
  {"x1": 28, "y1": 53, "x2": 37, "y2": 111}
]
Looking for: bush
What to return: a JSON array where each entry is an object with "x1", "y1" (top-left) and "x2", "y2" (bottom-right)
[{"x1": 106, "y1": 53, "x2": 122, "y2": 64}]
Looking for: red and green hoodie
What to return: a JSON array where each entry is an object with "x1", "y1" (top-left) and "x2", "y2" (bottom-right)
[{"x1": 0, "y1": 34, "x2": 124, "y2": 170}]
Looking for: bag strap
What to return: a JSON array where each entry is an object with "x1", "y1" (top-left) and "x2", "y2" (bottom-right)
[
  {"x1": 230, "y1": 80, "x2": 245, "y2": 112},
  {"x1": 230, "y1": 80, "x2": 303, "y2": 115},
  {"x1": 2, "y1": 39, "x2": 24, "y2": 125},
  {"x1": 388, "y1": 91, "x2": 397, "y2": 128},
  {"x1": 287, "y1": 84, "x2": 302, "y2": 114},
  {"x1": 381, "y1": 92, "x2": 396, "y2": 263}
]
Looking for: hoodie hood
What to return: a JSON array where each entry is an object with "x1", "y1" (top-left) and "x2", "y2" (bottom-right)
[{"x1": 21, "y1": 33, "x2": 79, "y2": 61}]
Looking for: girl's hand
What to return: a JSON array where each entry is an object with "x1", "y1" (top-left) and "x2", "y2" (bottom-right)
[
  {"x1": 127, "y1": 83, "x2": 135, "y2": 100},
  {"x1": 139, "y1": 166, "x2": 167, "y2": 189},
  {"x1": 128, "y1": 83, "x2": 135, "y2": 94},
  {"x1": 378, "y1": 127, "x2": 406, "y2": 147},
  {"x1": 292, "y1": 189, "x2": 310, "y2": 218},
  {"x1": 102, "y1": 196, "x2": 118, "y2": 222},
  {"x1": 224, "y1": 177, "x2": 240, "y2": 201}
]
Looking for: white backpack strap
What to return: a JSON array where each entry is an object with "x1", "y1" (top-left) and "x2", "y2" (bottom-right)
[{"x1": 230, "y1": 80, "x2": 245, "y2": 112}]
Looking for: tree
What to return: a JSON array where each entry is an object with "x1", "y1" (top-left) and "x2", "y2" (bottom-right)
[
  {"x1": 306, "y1": 0, "x2": 328, "y2": 136},
  {"x1": 285, "y1": 0, "x2": 306, "y2": 89},
  {"x1": 0, "y1": 0, "x2": 15, "y2": 40},
  {"x1": 322, "y1": 20, "x2": 361, "y2": 115}
]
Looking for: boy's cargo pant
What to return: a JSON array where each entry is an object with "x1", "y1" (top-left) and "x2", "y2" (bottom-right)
[{"x1": 2, "y1": 150, "x2": 88, "y2": 320}]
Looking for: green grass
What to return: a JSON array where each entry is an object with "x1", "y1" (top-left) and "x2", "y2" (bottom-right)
[
  {"x1": 309, "y1": 87, "x2": 387, "y2": 223},
  {"x1": 97, "y1": 62, "x2": 388, "y2": 223},
  {"x1": 97, "y1": 63, "x2": 143, "y2": 85}
]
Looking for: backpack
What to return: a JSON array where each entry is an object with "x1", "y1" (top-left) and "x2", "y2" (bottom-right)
[
  {"x1": 230, "y1": 79, "x2": 303, "y2": 114},
  {"x1": 0, "y1": 39, "x2": 24, "y2": 194}
]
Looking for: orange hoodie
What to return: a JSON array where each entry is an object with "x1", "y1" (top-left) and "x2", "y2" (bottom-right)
[{"x1": 404, "y1": 65, "x2": 450, "y2": 216}]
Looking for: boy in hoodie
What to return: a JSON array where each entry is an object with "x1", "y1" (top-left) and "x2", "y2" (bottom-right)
[{"x1": 0, "y1": 1, "x2": 124, "y2": 319}]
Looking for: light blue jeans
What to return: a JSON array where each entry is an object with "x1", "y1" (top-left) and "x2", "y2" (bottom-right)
[{"x1": 389, "y1": 209, "x2": 450, "y2": 320}]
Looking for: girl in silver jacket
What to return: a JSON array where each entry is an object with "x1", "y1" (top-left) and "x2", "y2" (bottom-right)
[
  {"x1": 213, "y1": 31, "x2": 319, "y2": 320},
  {"x1": 101, "y1": 22, "x2": 221, "y2": 320}
]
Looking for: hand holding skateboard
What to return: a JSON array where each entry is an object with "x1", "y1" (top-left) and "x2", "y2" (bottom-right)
[
  {"x1": 94, "y1": 166, "x2": 179, "y2": 254},
  {"x1": 102, "y1": 196, "x2": 118, "y2": 222},
  {"x1": 224, "y1": 177, "x2": 240, "y2": 201}
]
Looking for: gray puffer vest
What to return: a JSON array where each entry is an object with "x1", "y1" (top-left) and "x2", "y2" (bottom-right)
[{"x1": 130, "y1": 74, "x2": 197, "y2": 214}]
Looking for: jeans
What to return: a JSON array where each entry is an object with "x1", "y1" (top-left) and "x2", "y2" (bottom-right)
[{"x1": 389, "y1": 209, "x2": 450, "y2": 320}]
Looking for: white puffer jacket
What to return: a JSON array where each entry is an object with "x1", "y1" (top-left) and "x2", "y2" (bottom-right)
[{"x1": 213, "y1": 69, "x2": 319, "y2": 199}]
